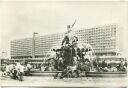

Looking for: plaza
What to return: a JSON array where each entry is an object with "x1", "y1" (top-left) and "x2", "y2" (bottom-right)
[
  {"x1": 0, "y1": 1, "x2": 128, "y2": 88},
  {"x1": 1, "y1": 74, "x2": 127, "y2": 87}
]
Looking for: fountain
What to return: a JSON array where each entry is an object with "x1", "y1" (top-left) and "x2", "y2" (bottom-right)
[{"x1": 49, "y1": 21, "x2": 96, "y2": 78}]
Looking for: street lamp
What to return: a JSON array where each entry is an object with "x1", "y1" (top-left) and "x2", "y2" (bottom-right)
[{"x1": 32, "y1": 32, "x2": 38, "y2": 58}]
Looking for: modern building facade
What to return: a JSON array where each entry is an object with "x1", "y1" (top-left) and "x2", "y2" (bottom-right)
[
  {"x1": 10, "y1": 24, "x2": 122, "y2": 59},
  {"x1": 11, "y1": 38, "x2": 32, "y2": 59}
]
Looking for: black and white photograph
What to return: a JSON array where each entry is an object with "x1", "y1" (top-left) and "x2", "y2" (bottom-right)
[{"x1": 0, "y1": 1, "x2": 128, "y2": 88}]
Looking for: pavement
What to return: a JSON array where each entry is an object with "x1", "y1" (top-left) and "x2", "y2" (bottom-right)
[{"x1": 1, "y1": 75, "x2": 127, "y2": 87}]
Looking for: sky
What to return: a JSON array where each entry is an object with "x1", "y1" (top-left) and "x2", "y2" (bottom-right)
[{"x1": 0, "y1": 1, "x2": 128, "y2": 57}]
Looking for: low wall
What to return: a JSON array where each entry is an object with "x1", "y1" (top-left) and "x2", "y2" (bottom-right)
[{"x1": 30, "y1": 71, "x2": 127, "y2": 77}]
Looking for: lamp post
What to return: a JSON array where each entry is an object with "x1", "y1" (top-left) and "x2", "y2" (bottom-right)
[{"x1": 32, "y1": 32, "x2": 38, "y2": 58}]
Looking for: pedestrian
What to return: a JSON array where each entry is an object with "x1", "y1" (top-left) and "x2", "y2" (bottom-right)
[
  {"x1": 26, "y1": 63, "x2": 32, "y2": 75},
  {"x1": 5, "y1": 63, "x2": 10, "y2": 76},
  {"x1": 13, "y1": 64, "x2": 18, "y2": 80},
  {"x1": 18, "y1": 63, "x2": 24, "y2": 81},
  {"x1": 1, "y1": 65, "x2": 6, "y2": 77}
]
